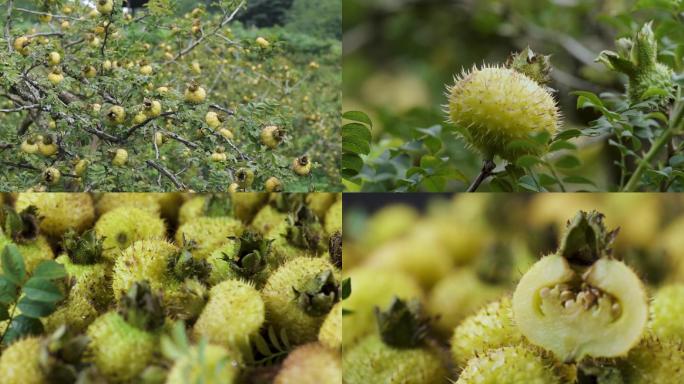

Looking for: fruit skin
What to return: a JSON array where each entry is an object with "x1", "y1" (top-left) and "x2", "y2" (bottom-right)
[
  {"x1": 428, "y1": 268, "x2": 506, "y2": 336},
  {"x1": 256, "y1": 36, "x2": 270, "y2": 48},
  {"x1": 447, "y1": 65, "x2": 559, "y2": 161},
  {"x1": 293, "y1": 155, "x2": 312, "y2": 175},
  {"x1": 324, "y1": 199, "x2": 342, "y2": 236},
  {"x1": 0, "y1": 337, "x2": 46, "y2": 384},
  {"x1": 42, "y1": 167, "x2": 61, "y2": 185},
  {"x1": 265, "y1": 177, "x2": 283, "y2": 192},
  {"x1": 262, "y1": 257, "x2": 341, "y2": 345},
  {"x1": 184, "y1": 84, "x2": 207, "y2": 104},
  {"x1": 617, "y1": 336, "x2": 684, "y2": 384},
  {"x1": 275, "y1": 343, "x2": 342, "y2": 384},
  {"x1": 15, "y1": 193, "x2": 95, "y2": 237},
  {"x1": 13, "y1": 36, "x2": 31, "y2": 55},
  {"x1": 43, "y1": 294, "x2": 99, "y2": 333},
  {"x1": 94, "y1": 206, "x2": 166, "y2": 261},
  {"x1": 450, "y1": 296, "x2": 523, "y2": 369},
  {"x1": 343, "y1": 333, "x2": 448, "y2": 384},
  {"x1": 261, "y1": 125, "x2": 283, "y2": 148},
  {"x1": 342, "y1": 268, "x2": 423, "y2": 348},
  {"x1": 193, "y1": 279, "x2": 265, "y2": 350},
  {"x1": 456, "y1": 345, "x2": 563, "y2": 384},
  {"x1": 106, "y1": 106, "x2": 126, "y2": 126},
  {"x1": 97, "y1": 0, "x2": 114, "y2": 15},
  {"x1": 649, "y1": 284, "x2": 684, "y2": 342},
  {"x1": 211, "y1": 152, "x2": 227, "y2": 162},
  {"x1": 205, "y1": 111, "x2": 221, "y2": 128},
  {"x1": 21, "y1": 138, "x2": 39, "y2": 154},
  {"x1": 235, "y1": 168, "x2": 255, "y2": 189},
  {"x1": 95, "y1": 193, "x2": 162, "y2": 216},
  {"x1": 86, "y1": 311, "x2": 157, "y2": 383},
  {"x1": 112, "y1": 148, "x2": 128, "y2": 166},
  {"x1": 48, "y1": 70, "x2": 64, "y2": 85},
  {"x1": 318, "y1": 301, "x2": 342, "y2": 351},
  {"x1": 38, "y1": 137, "x2": 58, "y2": 156},
  {"x1": 166, "y1": 343, "x2": 240, "y2": 384},
  {"x1": 144, "y1": 99, "x2": 162, "y2": 118},
  {"x1": 174, "y1": 216, "x2": 244, "y2": 258},
  {"x1": 47, "y1": 51, "x2": 61, "y2": 66}
]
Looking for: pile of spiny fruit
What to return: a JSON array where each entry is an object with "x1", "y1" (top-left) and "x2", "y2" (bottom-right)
[
  {"x1": 0, "y1": 192, "x2": 342, "y2": 384},
  {"x1": 342, "y1": 194, "x2": 684, "y2": 383}
]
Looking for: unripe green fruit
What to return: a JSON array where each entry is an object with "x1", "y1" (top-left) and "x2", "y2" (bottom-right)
[
  {"x1": 174, "y1": 216, "x2": 244, "y2": 258},
  {"x1": 275, "y1": 343, "x2": 342, "y2": 384},
  {"x1": 342, "y1": 268, "x2": 423, "y2": 348},
  {"x1": 43, "y1": 294, "x2": 99, "y2": 333},
  {"x1": 262, "y1": 257, "x2": 340, "y2": 345},
  {"x1": 55, "y1": 254, "x2": 110, "y2": 310},
  {"x1": 0, "y1": 230, "x2": 54, "y2": 273},
  {"x1": 318, "y1": 301, "x2": 342, "y2": 351},
  {"x1": 343, "y1": 334, "x2": 448, "y2": 384},
  {"x1": 450, "y1": 296, "x2": 523, "y2": 369},
  {"x1": 95, "y1": 193, "x2": 162, "y2": 216},
  {"x1": 0, "y1": 337, "x2": 45, "y2": 384},
  {"x1": 323, "y1": 199, "x2": 342, "y2": 236},
  {"x1": 193, "y1": 279, "x2": 265, "y2": 350},
  {"x1": 456, "y1": 345, "x2": 564, "y2": 384},
  {"x1": 649, "y1": 284, "x2": 684, "y2": 343},
  {"x1": 251, "y1": 205, "x2": 288, "y2": 238},
  {"x1": 178, "y1": 196, "x2": 208, "y2": 225},
  {"x1": 15, "y1": 193, "x2": 95, "y2": 237},
  {"x1": 447, "y1": 65, "x2": 559, "y2": 161},
  {"x1": 428, "y1": 268, "x2": 506, "y2": 336},
  {"x1": 95, "y1": 206, "x2": 166, "y2": 261},
  {"x1": 86, "y1": 311, "x2": 158, "y2": 383},
  {"x1": 361, "y1": 204, "x2": 418, "y2": 250},
  {"x1": 617, "y1": 336, "x2": 684, "y2": 384},
  {"x1": 166, "y1": 343, "x2": 240, "y2": 384}
]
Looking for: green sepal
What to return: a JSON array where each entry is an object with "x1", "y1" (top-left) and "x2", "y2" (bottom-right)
[
  {"x1": 168, "y1": 246, "x2": 212, "y2": 283},
  {"x1": 374, "y1": 297, "x2": 429, "y2": 349},
  {"x1": 61, "y1": 229, "x2": 104, "y2": 265},
  {"x1": 39, "y1": 325, "x2": 91, "y2": 384},
  {"x1": 226, "y1": 231, "x2": 271, "y2": 279},
  {"x1": 293, "y1": 269, "x2": 339, "y2": 317},
  {"x1": 506, "y1": 47, "x2": 552, "y2": 85},
  {"x1": 2, "y1": 206, "x2": 40, "y2": 244},
  {"x1": 286, "y1": 206, "x2": 325, "y2": 251},
  {"x1": 558, "y1": 210, "x2": 619, "y2": 266},
  {"x1": 118, "y1": 281, "x2": 165, "y2": 332}
]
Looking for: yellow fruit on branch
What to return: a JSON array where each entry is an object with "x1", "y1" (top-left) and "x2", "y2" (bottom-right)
[
  {"x1": 256, "y1": 37, "x2": 270, "y2": 49},
  {"x1": 112, "y1": 148, "x2": 128, "y2": 166},
  {"x1": 133, "y1": 111, "x2": 147, "y2": 125},
  {"x1": 265, "y1": 176, "x2": 283, "y2": 192},
  {"x1": 97, "y1": 0, "x2": 114, "y2": 15},
  {"x1": 20, "y1": 138, "x2": 39, "y2": 154},
  {"x1": 184, "y1": 83, "x2": 206, "y2": 104},
  {"x1": 105, "y1": 105, "x2": 126, "y2": 126},
  {"x1": 293, "y1": 155, "x2": 312, "y2": 176},
  {"x1": 219, "y1": 128, "x2": 234, "y2": 139},
  {"x1": 47, "y1": 69, "x2": 64, "y2": 85},
  {"x1": 43, "y1": 167, "x2": 61, "y2": 185},
  {"x1": 47, "y1": 51, "x2": 61, "y2": 66},
  {"x1": 13, "y1": 36, "x2": 31, "y2": 56},
  {"x1": 74, "y1": 159, "x2": 89, "y2": 176},
  {"x1": 39, "y1": 135, "x2": 59, "y2": 156},
  {"x1": 205, "y1": 111, "x2": 221, "y2": 128},
  {"x1": 260, "y1": 125, "x2": 283, "y2": 149},
  {"x1": 143, "y1": 99, "x2": 162, "y2": 117},
  {"x1": 83, "y1": 65, "x2": 97, "y2": 78}
]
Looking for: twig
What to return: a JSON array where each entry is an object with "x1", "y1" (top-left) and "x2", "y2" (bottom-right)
[
  {"x1": 0, "y1": 104, "x2": 38, "y2": 112},
  {"x1": 100, "y1": 11, "x2": 114, "y2": 59},
  {"x1": 4, "y1": 0, "x2": 13, "y2": 53},
  {"x1": 120, "y1": 111, "x2": 175, "y2": 141},
  {"x1": 159, "y1": 130, "x2": 199, "y2": 149},
  {"x1": 146, "y1": 160, "x2": 186, "y2": 189},
  {"x1": 209, "y1": 104, "x2": 235, "y2": 115},
  {"x1": 14, "y1": 7, "x2": 82, "y2": 21},
  {"x1": 467, "y1": 159, "x2": 496, "y2": 192},
  {"x1": 24, "y1": 31, "x2": 64, "y2": 39}
]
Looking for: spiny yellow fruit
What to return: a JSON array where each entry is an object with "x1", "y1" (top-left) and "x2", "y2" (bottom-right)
[
  {"x1": 265, "y1": 176, "x2": 283, "y2": 192},
  {"x1": 42, "y1": 167, "x2": 61, "y2": 185},
  {"x1": 293, "y1": 155, "x2": 312, "y2": 176},
  {"x1": 83, "y1": 65, "x2": 97, "y2": 78},
  {"x1": 617, "y1": 336, "x2": 684, "y2": 383},
  {"x1": 324, "y1": 199, "x2": 342, "y2": 236},
  {"x1": 318, "y1": 301, "x2": 342, "y2": 351},
  {"x1": 447, "y1": 65, "x2": 560, "y2": 161},
  {"x1": 649, "y1": 284, "x2": 684, "y2": 342},
  {"x1": 205, "y1": 111, "x2": 221, "y2": 128},
  {"x1": 275, "y1": 343, "x2": 341, "y2": 384},
  {"x1": 166, "y1": 344, "x2": 240, "y2": 384},
  {"x1": 13, "y1": 36, "x2": 31, "y2": 55},
  {"x1": 456, "y1": 345, "x2": 564, "y2": 384},
  {"x1": 142, "y1": 99, "x2": 162, "y2": 118},
  {"x1": 47, "y1": 51, "x2": 61, "y2": 66},
  {"x1": 184, "y1": 83, "x2": 207, "y2": 104},
  {"x1": 0, "y1": 337, "x2": 46, "y2": 384},
  {"x1": 112, "y1": 148, "x2": 128, "y2": 166},
  {"x1": 96, "y1": 0, "x2": 114, "y2": 15},
  {"x1": 174, "y1": 216, "x2": 244, "y2": 258},
  {"x1": 95, "y1": 193, "x2": 162, "y2": 216},
  {"x1": 261, "y1": 125, "x2": 283, "y2": 148},
  {"x1": 48, "y1": 69, "x2": 64, "y2": 85},
  {"x1": 15, "y1": 193, "x2": 95, "y2": 237},
  {"x1": 38, "y1": 136, "x2": 58, "y2": 156},
  {"x1": 262, "y1": 257, "x2": 341, "y2": 345},
  {"x1": 43, "y1": 293, "x2": 99, "y2": 333},
  {"x1": 256, "y1": 36, "x2": 270, "y2": 48},
  {"x1": 39, "y1": 13, "x2": 52, "y2": 23},
  {"x1": 193, "y1": 279, "x2": 265, "y2": 350},
  {"x1": 106, "y1": 105, "x2": 126, "y2": 126},
  {"x1": 133, "y1": 111, "x2": 147, "y2": 124},
  {"x1": 20, "y1": 138, "x2": 39, "y2": 154},
  {"x1": 210, "y1": 152, "x2": 227, "y2": 162},
  {"x1": 94, "y1": 206, "x2": 166, "y2": 261},
  {"x1": 47, "y1": 119, "x2": 56, "y2": 130},
  {"x1": 0, "y1": 229, "x2": 55, "y2": 274},
  {"x1": 235, "y1": 168, "x2": 255, "y2": 189}
]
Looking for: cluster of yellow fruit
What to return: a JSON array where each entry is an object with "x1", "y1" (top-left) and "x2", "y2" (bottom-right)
[{"x1": 343, "y1": 194, "x2": 684, "y2": 383}]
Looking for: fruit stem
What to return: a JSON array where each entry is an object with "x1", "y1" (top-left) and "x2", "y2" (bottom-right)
[{"x1": 467, "y1": 158, "x2": 496, "y2": 192}]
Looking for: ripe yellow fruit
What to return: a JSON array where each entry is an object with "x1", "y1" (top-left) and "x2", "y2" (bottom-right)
[
  {"x1": 205, "y1": 111, "x2": 221, "y2": 128},
  {"x1": 47, "y1": 119, "x2": 56, "y2": 130},
  {"x1": 228, "y1": 183, "x2": 240, "y2": 193},
  {"x1": 43, "y1": 167, "x2": 61, "y2": 184},
  {"x1": 308, "y1": 61, "x2": 319, "y2": 70},
  {"x1": 191, "y1": 61, "x2": 201, "y2": 74},
  {"x1": 92, "y1": 103, "x2": 102, "y2": 116},
  {"x1": 184, "y1": 83, "x2": 206, "y2": 104},
  {"x1": 47, "y1": 69, "x2": 64, "y2": 85},
  {"x1": 20, "y1": 138, "x2": 39, "y2": 154},
  {"x1": 13, "y1": 36, "x2": 30, "y2": 55},
  {"x1": 83, "y1": 65, "x2": 97, "y2": 78},
  {"x1": 211, "y1": 152, "x2": 227, "y2": 162},
  {"x1": 106, "y1": 105, "x2": 126, "y2": 125},
  {"x1": 75, "y1": 159, "x2": 88, "y2": 176},
  {"x1": 260, "y1": 125, "x2": 283, "y2": 148},
  {"x1": 139, "y1": 64, "x2": 153, "y2": 75},
  {"x1": 103, "y1": 60, "x2": 112, "y2": 71},
  {"x1": 219, "y1": 128, "x2": 234, "y2": 139},
  {"x1": 447, "y1": 65, "x2": 560, "y2": 161},
  {"x1": 256, "y1": 37, "x2": 270, "y2": 48},
  {"x1": 156, "y1": 86, "x2": 169, "y2": 94},
  {"x1": 133, "y1": 112, "x2": 147, "y2": 125},
  {"x1": 97, "y1": 0, "x2": 114, "y2": 15},
  {"x1": 39, "y1": 13, "x2": 52, "y2": 23},
  {"x1": 293, "y1": 156, "x2": 312, "y2": 176},
  {"x1": 112, "y1": 148, "x2": 128, "y2": 166},
  {"x1": 39, "y1": 136, "x2": 58, "y2": 156},
  {"x1": 154, "y1": 132, "x2": 164, "y2": 146},
  {"x1": 265, "y1": 177, "x2": 283, "y2": 192},
  {"x1": 47, "y1": 51, "x2": 61, "y2": 66},
  {"x1": 143, "y1": 99, "x2": 162, "y2": 117},
  {"x1": 60, "y1": 20, "x2": 70, "y2": 29}
]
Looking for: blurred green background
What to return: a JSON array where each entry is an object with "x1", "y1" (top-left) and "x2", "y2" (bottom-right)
[{"x1": 343, "y1": 0, "x2": 682, "y2": 191}]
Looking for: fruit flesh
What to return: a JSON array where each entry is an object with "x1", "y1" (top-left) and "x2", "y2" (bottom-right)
[{"x1": 513, "y1": 254, "x2": 647, "y2": 361}]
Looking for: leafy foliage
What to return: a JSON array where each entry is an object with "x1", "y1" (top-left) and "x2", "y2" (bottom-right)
[
  {"x1": 0, "y1": 244, "x2": 67, "y2": 347},
  {"x1": 0, "y1": 0, "x2": 341, "y2": 192}
]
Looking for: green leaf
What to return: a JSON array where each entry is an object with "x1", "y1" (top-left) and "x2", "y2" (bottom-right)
[
  {"x1": 341, "y1": 278, "x2": 351, "y2": 300},
  {"x1": 1, "y1": 315, "x2": 44, "y2": 346},
  {"x1": 23, "y1": 278, "x2": 64, "y2": 303},
  {"x1": 555, "y1": 155, "x2": 582, "y2": 169},
  {"x1": 342, "y1": 154, "x2": 364, "y2": 175},
  {"x1": 31, "y1": 260, "x2": 67, "y2": 280},
  {"x1": 1, "y1": 245, "x2": 25, "y2": 286},
  {"x1": 538, "y1": 173, "x2": 558, "y2": 186},
  {"x1": 0, "y1": 304, "x2": 8, "y2": 321},
  {"x1": 17, "y1": 297, "x2": 56, "y2": 318},
  {"x1": 517, "y1": 175, "x2": 541, "y2": 191},
  {"x1": 419, "y1": 155, "x2": 441, "y2": 169},
  {"x1": 670, "y1": 155, "x2": 684, "y2": 167},
  {"x1": 549, "y1": 140, "x2": 577, "y2": 152},
  {"x1": 563, "y1": 176, "x2": 597, "y2": 187},
  {"x1": 516, "y1": 155, "x2": 542, "y2": 168},
  {"x1": 573, "y1": 91, "x2": 605, "y2": 111},
  {"x1": 342, "y1": 111, "x2": 373, "y2": 128},
  {"x1": 555, "y1": 129, "x2": 582, "y2": 141},
  {"x1": 0, "y1": 276, "x2": 17, "y2": 305},
  {"x1": 253, "y1": 334, "x2": 272, "y2": 356},
  {"x1": 342, "y1": 123, "x2": 372, "y2": 155}
]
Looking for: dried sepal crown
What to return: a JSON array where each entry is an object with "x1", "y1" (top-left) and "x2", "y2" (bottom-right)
[
  {"x1": 39, "y1": 326, "x2": 91, "y2": 383},
  {"x1": 293, "y1": 269, "x2": 340, "y2": 317},
  {"x1": 118, "y1": 281, "x2": 165, "y2": 332},
  {"x1": 558, "y1": 210, "x2": 620, "y2": 266},
  {"x1": 506, "y1": 46, "x2": 552, "y2": 86},
  {"x1": 374, "y1": 297, "x2": 430, "y2": 349},
  {"x1": 226, "y1": 231, "x2": 272, "y2": 279},
  {"x1": 286, "y1": 205, "x2": 325, "y2": 251},
  {"x1": 61, "y1": 228, "x2": 103, "y2": 265},
  {"x1": 2, "y1": 205, "x2": 40, "y2": 244}
]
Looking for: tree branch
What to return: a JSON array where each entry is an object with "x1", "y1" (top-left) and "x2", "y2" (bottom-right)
[
  {"x1": 4, "y1": 0, "x2": 13, "y2": 53},
  {"x1": 145, "y1": 160, "x2": 186, "y2": 189},
  {"x1": 467, "y1": 159, "x2": 496, "y2": 192},
  {"x1": 0, "y1": 104, "x2": 38, "y2": 112}
]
